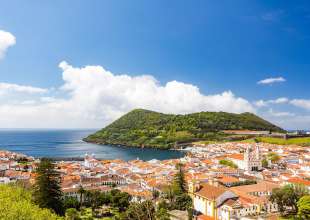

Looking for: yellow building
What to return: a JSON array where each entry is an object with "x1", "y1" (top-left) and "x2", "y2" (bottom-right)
[
  {"x1": 189, "y1": 180, "x2": 279, "y2": 220},
  {"x1": 189, "y1": 180, "x2": 238, "y2": 219}
]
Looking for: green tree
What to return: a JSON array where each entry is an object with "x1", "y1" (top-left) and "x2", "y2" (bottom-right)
[
  {"x1": 126, "y1": 200, "x2": 156, "y2": 220},
  {"x1": 156, "y1": 207, "x2": 170, "y2": 220},
  {"x1": 162, "y1": 185, "x2": 174, "y2": 203},
  {"x1": 175, "y1": 194, "x2": 192, "y2": 211},
  {"x1": 262, "y1": 158, "x2": 268, "y2": 168},
  {"x1": 110, "y1": 189, "x2": 131, "y2": 212},
  {"x1": 219, "y1": 159, "x2": 238, "y2": 169},
  {"x1": 33, "y1": 158, "x2": 64, "y2": 215},
  {"x1": 0, "y1": 184, "x2": 60, "y2": 220},
  {"x1": 270, "y1": 184, "x2": 308, "y2": 215},
  {"x1": 63, "y1": 197, "x2": 80, "y2": 210},
  {"x1": 77, "y1": 186, "x2": 85, "y2": 206},
  {"x1": 267, "y1": 152, "x2": 281, "y2": 163},
  {"x1": 298, "y1": 195, "x2": 310, "y2": 220},
  {"x1": 173, "y1": 163, "x2": 186, "y2": 195},
  {"x1": 89, "y1": 191, "x2": 102, "y2": 211},
  {"x1": 152, "y1": 189, "x2": 160, "y2": 200},
  {"x1": 270, "y1": 187, "x2": 286, "y2": 214},
  {"x1": 65, "y1": 208, "x2": 80, "y2": 220}
]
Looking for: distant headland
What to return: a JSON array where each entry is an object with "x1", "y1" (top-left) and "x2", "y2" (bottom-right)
[{"x1": 84, "y1": 109, "x2": 285, "y2": 149}]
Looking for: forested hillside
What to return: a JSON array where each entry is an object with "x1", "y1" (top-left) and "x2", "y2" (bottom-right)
[{"x1": 85, "y1": 109, "x2": 284, "y2": 149}]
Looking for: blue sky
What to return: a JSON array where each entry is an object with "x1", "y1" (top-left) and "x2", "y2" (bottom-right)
[{"x1": 0, "y1": 0, "x2": 310, "y2": 129}]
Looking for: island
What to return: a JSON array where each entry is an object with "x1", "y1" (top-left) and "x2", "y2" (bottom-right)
[{"x1": 84, "y1": 109, "x2": 284, "y2": 149}]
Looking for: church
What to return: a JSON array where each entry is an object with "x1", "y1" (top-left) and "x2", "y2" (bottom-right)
[{"x1": 226, "y1": 144, "x2": 262, "y2": 172}]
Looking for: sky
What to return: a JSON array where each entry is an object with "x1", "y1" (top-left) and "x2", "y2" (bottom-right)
[{"x1": 0, "y1": 0, "x2": 310, "y2": 129}]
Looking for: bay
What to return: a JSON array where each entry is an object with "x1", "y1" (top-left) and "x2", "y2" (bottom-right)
[{"x1": 0, "y1": 129, "x2": 184, "y2": 161}]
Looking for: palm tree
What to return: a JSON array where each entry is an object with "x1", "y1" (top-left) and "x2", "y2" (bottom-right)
[{"x1": 77, "y1": 185, "x2": 85, "y2": 206}]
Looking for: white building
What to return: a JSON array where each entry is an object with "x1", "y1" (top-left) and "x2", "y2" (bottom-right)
[{"x1": 227, "y1": 145, "x2": 262, "y2": 172}]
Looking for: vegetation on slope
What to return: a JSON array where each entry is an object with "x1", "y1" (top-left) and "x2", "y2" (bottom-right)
[
  {"x1": 219, "y1": 159, "x2": 238, "y2": 168},
  {"x1": 85, "y1": 109, "x2": 284, "y2": 149},
  {"x1": 0, "y1": 184, "x2": 60, "y2": 220},
  {"x1": 254, "y1": 137, "x2": 310, "y2": 147}
]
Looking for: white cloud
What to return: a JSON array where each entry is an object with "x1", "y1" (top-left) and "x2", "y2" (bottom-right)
[
  {"x1": 254, "y1": 100, "x2": 267, "y2": 108},
  {"x1": 0, "y1": 61, "x2": 255, "y2": 128},
  {"x1": 268, "y1": 109, "x2": 295, "y2": 117},
  {"x1": 0, "y1": 82, "x2": 47, "y2": 95},
  {"x1": 0, "y1": 30, "x2": 16, "y2": 59},
  {"x1": 290, "y1": 99, "x2": 310, "y2": 110},
  {"x1": 254, "y1": 97, "x2": 289, "y2": 107},
  {"x1": 257, "y1": 77, "x2": 286, "y2": 85},
  {"x1": 272, "y1": 97, "x2": 289, "y2": 104}
]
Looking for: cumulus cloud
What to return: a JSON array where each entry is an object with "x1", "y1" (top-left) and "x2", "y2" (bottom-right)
[
  {"x1": 0, "y1": 82, "x2": 47, "y2": 95},
  {"x1": 0, "y1": 30, "x2": 16, "y2": 59},
  {"x1": 0, "y1": 61, "x2": 255, "y2": 128},
  {"x1": 58, "y1": 61, "x2": 254, "y2": 115},
  {"x1": 257, "y1": 77, "x2": 286, "y2": 85}
]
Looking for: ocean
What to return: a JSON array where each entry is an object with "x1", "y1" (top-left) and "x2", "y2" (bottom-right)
[{"x1": 0, "y1": 129, "x2": 184, "y2": 161}]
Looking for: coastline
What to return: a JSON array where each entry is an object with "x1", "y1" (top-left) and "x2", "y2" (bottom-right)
[{"x1": 83, "y1": 138, "x2": 177, "y2": 150}]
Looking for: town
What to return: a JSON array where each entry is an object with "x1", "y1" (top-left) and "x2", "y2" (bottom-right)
[{"x1": 1, "y1": 141, "x2": 309, "y2": 220}]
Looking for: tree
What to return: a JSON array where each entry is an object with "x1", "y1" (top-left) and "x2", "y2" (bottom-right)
[
  {"x1": 175, "y1": 194, "x2": 192, "y2": 211},
  {"x1": 33, "y1": 158, "x2": 64, "y2": 215},
  {"x1": 77, "y1": 186, "x2": 85, "y2": 206},
  {"x1": 110, "y1": 189, "x2": 131, "y2": 212},
  {"x1": 262, "y1": 158, "x2": 268, "y2": 168},
  {"x1": 63, "y1": 197, "x2": 80, "y2": 210},
  {"x1": 173, "y1": 163, "x2": 186, "y2": 195},
  {"x1": 219, "y1": 159, "x2": 238, "y2": 169},
  {"x1": 0, "y1": 184, "x2": 59, "y2": 220},
  {"x1": 270, "y1": 187, "x2": 286, "y2": 214},
  {"x1": 89, "y1": 190, "x2": 102, "y2": 211},
  {"x1": 297, "y1": 195, "x2": 310, "y2": 220},
  {"x1": 163, "y1": 185, "x2": 174, "y2": 203},
  {"x1": 126, "y1": 200, "x2": 156, "y2": 220},
  {"x1": 156, "y1": 207, "x2": 170, "y2": 220},
  {"x1": 152, "y1": 189, "x2": 160, "y2": 200},
  {"x1": 65, "y1": 208, "x2": 80, "y2": 220},
  {"x1": 270, "y1": 184, "x2": 308, "y2": 215},
  {"x1": 267, "y1": 152, "x2": 281, "y2": 163}
]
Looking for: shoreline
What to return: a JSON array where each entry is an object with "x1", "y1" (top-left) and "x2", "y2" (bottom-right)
[{"x1": 84, "y1": 139, "x2": 176, "y2": 150}]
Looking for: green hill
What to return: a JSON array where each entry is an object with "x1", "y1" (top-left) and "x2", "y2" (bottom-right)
[{"x1": 84, "y1": 109, "x2": 284, "y2": 149}]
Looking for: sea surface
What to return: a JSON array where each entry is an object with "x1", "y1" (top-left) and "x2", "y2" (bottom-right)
[{"x1": 0, "y1": 129, "x2": 184, "y2": 161}]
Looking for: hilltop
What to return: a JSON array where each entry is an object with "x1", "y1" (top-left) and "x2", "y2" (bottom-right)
[{"x1": 84, "y1": 109, "x2": 284, "y2": 149}]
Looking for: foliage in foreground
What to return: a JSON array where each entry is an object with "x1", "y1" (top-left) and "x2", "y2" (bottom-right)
[
  {"x1": 270, "y1": 184, "x2": 309, "y2": 216},
  {"x1": 0, "y1": 184, "x2": 61, "y2": 220},
  {"x1": 33, "y1": 158, "x2": 64, "y2": 215},
  {"x1": 85, "y1": 108, "x2": 283, "y2": 149},
  {"x1": 297, "y1": 195, "x2": 310, "y2": 220}
]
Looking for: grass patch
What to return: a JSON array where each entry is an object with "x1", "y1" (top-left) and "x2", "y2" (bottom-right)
[{"x1": 255, "y1": 137, "x2": 310, "y2": 146}]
